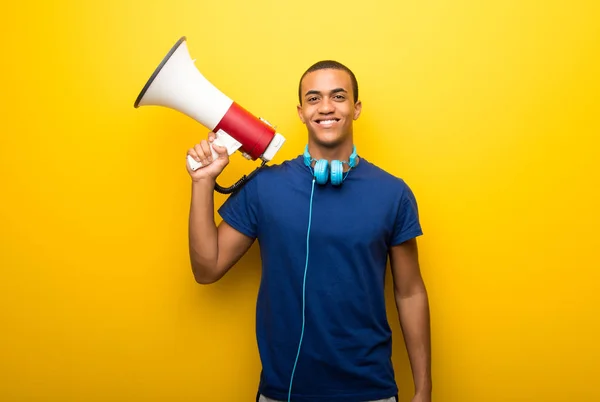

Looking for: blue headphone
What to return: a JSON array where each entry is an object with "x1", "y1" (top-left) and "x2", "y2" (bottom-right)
[{"x1": 303, "y1": 145, "x2": 358, "y2": 185}]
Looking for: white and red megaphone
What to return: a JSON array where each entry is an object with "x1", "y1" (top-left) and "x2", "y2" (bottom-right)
[{"x1": 134, "y1": 36, "x2": 285, "y2": 193}]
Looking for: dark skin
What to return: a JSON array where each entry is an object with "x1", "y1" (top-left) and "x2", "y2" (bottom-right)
[
  {"x1": 186, "y1": 68, "x2": 432, "y2": 401},
  {"x1": 296, "y1": 69, "x2": 362, "y2": 165},
  {"x1": 390, "y1": 238, "x2": 432, "y2": 401}
]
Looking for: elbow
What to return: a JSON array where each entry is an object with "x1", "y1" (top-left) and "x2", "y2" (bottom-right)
[
  {"x1": 194, "y1": 275, "x2": 218, "y2": 285},
  {"x1": 191, "y1": 263, "x2": 220, "y2": 285}
]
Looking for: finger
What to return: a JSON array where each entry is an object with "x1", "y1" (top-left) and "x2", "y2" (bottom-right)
[
  {"x1": 200, "y1": 140, "x2": 213, "y2": 163},
  {"x1": 208, "y1": 132, "x2": 226, "y2": 157},
  {"x1": 213, "y1": 146, "x2": 228, "y2": 158},
  {"x1": 194, "y1": 143, "x2": 209, "y2": 165},
  {"x1": 211, "y1": 139, "x2": 228, "y2": 156},
  {"x1": 187, "y1": 148, "x2": 201, "y2": 163}
]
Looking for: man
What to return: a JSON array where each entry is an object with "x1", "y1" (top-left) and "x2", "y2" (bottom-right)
[{"x1": 186, "y1": 60, "x2": 432, "y2": 402}]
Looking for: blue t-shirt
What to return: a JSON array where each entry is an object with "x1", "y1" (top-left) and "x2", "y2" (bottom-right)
[{"x1": 218, "y1": 155, "x2": 422, "y2": 402}]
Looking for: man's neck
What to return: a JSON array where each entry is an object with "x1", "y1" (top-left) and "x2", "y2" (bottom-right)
[{"x1": 307, "y1": 142, "x2": 358, "y2": 171}]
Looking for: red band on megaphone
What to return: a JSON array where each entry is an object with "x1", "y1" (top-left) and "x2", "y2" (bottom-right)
[{"x1": 214, "y1": 102, "x2": 275, "y2": 160}]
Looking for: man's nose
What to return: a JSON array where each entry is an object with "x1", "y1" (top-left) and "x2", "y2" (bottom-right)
[{"x1": 318, "y1": 98, "x2": 334, "y2": 113}]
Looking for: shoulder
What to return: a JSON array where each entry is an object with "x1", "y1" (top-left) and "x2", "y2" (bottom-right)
[
  {"x1": 357, "y1": 160, "x2": 424, "y2": 242},
  {"x1": 222, "y1": 155, "x2": 305, "y2": 202},
  {"x1": 264, "y1": 154, "x2": 305, "y2": 173},
  {"x1": 354, "y1": 157, "x2": 414, "y2": 195},
  {"x1": 248, "y1": 155, "x2": 305, "y2": 184}
]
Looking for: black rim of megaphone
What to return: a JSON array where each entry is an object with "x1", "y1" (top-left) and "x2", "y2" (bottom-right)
[{"x1": 134, "y1": 36, "x2": 187, "y2": 108}]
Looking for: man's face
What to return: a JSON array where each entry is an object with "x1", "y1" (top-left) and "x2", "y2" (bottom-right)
[{"x1": 297, "y1": 69, "x2": 362, "y2": 148}]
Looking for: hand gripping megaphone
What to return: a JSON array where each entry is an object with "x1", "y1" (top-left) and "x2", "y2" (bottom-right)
[{"x1": 134, "y1": 36, "x2": 286, "y2": 194}]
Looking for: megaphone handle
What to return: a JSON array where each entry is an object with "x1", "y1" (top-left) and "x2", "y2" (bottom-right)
[
  {"x1": 187, "y1": 139, "x2": 223, "y2": 171},
  {"x1": 214, "y1": 160, "x2": 267, "y2": 195}
]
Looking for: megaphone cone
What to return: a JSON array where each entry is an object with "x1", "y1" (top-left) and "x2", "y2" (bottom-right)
[{"x1": 134, "y1": 36, "x2": 285, "y2": 194}]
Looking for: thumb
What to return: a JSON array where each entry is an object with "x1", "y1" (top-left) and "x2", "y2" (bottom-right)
[{"x1": 210, "y1": 137, "x2": 229, "y2": 158}]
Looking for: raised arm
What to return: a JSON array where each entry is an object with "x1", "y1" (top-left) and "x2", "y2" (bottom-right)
[{"x1": 186, "y1": 132, "x2": 255, "y2": 284}]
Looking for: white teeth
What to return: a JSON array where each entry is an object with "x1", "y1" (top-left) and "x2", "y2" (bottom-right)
[{"x1": 318, "y1": 120, "x2": 337, "y2": 125}]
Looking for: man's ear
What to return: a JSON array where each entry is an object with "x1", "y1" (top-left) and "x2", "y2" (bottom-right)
[
  {"x1": 297, "y1": 104, "x2": 306, "y2": 124},
  {"x1": 353, "y1": 100, "x2": 362, "y2": 120}
]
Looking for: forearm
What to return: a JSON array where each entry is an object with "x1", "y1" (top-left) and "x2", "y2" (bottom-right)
[
  {"x1": 188, "y1": 179, "x2": 219, "y2": 282},
  {"x1": 396, "y1": 288, "x2": 432, "y2": 395}
]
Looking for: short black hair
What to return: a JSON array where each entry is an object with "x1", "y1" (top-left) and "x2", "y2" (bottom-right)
[{"x1": 298, "y1": 60, "x2": 359, "y2": 104}]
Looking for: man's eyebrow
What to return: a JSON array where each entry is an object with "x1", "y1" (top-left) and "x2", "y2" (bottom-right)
[
  {"x1": 330, "y1": 88, "x2": 348, "y2": 95},
  {"x1": 304, "y1": 88, "x2": 348, "y2": 97}
]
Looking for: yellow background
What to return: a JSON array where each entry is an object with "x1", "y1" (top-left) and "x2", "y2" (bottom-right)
[{"x1": 1, "y1": 0, "x2": 599, "y2": 401}]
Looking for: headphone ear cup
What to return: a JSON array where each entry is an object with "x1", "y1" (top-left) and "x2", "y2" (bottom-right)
[
  {"x1": 330, "y1": 160, "x2": 343, "y2": 186},
  {"x1": 314, "y1": 159, "x2": 329, "y2": 184}
]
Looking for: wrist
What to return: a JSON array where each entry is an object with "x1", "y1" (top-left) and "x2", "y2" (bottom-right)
[
  {"x1": 191, "y1": 177, "x2": 216, "y2": 188},
  {"x1": 415, "y1": 385, "x2": 432, "y2": 396}
]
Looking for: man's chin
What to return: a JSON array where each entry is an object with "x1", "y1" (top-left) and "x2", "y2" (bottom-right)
[
  {"x1": 309, "y1": 133, "x2": 347, "y2": 148},
  {"x1": 314, "y1": 139, "x2": 342, "y2": 149}
]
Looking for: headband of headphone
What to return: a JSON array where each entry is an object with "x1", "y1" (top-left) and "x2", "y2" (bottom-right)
[{"x1": 303, "y1": 145, "x2": 358, "y2": 185}]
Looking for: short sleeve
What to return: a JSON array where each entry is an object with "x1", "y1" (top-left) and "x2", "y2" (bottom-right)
[
  {"x1": 390, "y1": 182, "x2": 423, "y2": 246},
  {"x1": 217, "y1": 175, "x2": 260, "y2": 239}
]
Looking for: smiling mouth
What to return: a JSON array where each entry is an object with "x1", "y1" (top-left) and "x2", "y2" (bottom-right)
[{"x1": 315, "y1": 118, "x2": 340, "y2": 126}]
